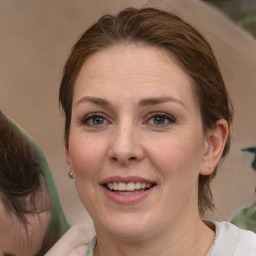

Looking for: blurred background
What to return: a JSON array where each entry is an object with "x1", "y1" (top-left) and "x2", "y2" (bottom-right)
[{"x1": 1, "y1": 0, "x2": 256, "y2": 237}]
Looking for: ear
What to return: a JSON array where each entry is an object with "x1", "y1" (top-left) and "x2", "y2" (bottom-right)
[
  {"x1": 200, "y1": 119, "x2": 229, "y2": 175},
  {"x1": 65, "y1": 146, "x2": 72, "y2": 170}
]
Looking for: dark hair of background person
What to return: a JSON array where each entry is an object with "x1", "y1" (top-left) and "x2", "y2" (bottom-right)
[
  {"x1": 0, "y1": 111, "x2": 64, "y2": 255},
  {"x1": 0, "y1": 111, "x2": 45, "y2": 223},
  {"x1": 59, "y1": 7, "x2": 234, "y2": 216}
]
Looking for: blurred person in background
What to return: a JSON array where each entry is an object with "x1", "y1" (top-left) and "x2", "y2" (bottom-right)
[{"x1": 0, "y1": 111, "x2": 70, "y2": 256}]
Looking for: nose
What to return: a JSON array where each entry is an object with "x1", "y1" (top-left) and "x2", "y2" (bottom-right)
[{"x1": 108, "y1": 123, "x2": 144, "y2": 165}]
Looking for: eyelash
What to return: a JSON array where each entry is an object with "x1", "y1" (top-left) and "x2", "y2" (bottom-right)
[
  {"x1": 145, "y1": 112, "x2": 176, "y2": 126},
  {"x1": 80, "y1": 113, "x2": 110, "y2": 126}
]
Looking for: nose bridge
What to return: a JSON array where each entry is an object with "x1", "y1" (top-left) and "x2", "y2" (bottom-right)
[{"x1": 108, "y1": 118, "x2": 143, "y2": 164}]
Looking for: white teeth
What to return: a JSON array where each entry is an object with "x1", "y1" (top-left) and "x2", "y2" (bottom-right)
[
  {"x1": 118, "y1": 182, "x2": 126, "y2": 191},
  {"x1": 113, "y1": 182, "x2": 118, "y2": 190},
  {"x1": 108, "y1": 183, "x2": 113, "y2": 190},
  {"x1": 126, "y1": 182, "x2": 135, "y2": 191},
  {"x1": 106, "y1": 182, "x2": 153, "y2": 192},
  {"x1": 135, "y1": 182, "x2": 141, "y2": 190}
]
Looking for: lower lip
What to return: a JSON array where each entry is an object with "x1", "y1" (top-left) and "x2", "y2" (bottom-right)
[{"x1": 102, "y1": 186, "x2": 155, "y2": 205}]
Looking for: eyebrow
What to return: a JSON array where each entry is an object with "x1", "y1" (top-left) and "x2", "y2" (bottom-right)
[
  {"x1": 76, "y1": 96, "x2": 111, "y2": 107},
  {"x1": 76, "y1": 96, "x2": 186, "y2": 109},
  {"x1": 138, "y1": 97, "x2": 186, "y2": 109}
]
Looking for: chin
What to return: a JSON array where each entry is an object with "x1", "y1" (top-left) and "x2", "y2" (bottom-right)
[
  {"x1": 111, "y1": 227, "x2": 152, "y2": 242},
  {"x1": 95, "y1": 214, "x2": 155, "y2": 241}
]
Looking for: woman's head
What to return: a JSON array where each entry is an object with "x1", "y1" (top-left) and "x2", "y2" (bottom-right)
[
  {"x1": 0, "y1": 111, "x2": 51, "y2": 256},
  {"x1": 60, "y1": 8, "x2": 233, "y2": 216}
]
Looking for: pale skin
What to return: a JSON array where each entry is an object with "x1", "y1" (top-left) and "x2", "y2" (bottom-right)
[
  {"x1": 65, "y1": 45, "x2": 229, "y2": 256},
  {"x1": 0, "y1": 188, "x2": 51, "y2": 256}
]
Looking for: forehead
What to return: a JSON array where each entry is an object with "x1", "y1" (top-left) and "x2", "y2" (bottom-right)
[{"x1": 73, "y1": 45, "x2": 198, "y2": 108}]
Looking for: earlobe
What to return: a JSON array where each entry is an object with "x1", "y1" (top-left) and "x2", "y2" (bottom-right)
[
  {"x1": 65, "y1": 147, "x2": 74, "y2": 179},
  {"x1": 65, "y1": 147, "x2": 72, "y2": 170},
  {"x1": 200, "y1": 119, "x2": 229, "y2": 175}
]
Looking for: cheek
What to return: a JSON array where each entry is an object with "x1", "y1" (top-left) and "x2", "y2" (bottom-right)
[
  {"x1": 147, "y1": 137, "x2": 203, "y2": 214},
  {"x1": 69, "y1": 135, "x2": 107, "y2": 179},
  {"x1": 147, "y1": 133, "x2": 204, "y2": 181},
  {"x1": 69, "y1": 136, "x2": 109, "y2": 213}
]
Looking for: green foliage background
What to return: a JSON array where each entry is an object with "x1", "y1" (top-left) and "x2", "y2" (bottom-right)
[{"x1": 202, "y1": 0, "x2": 256, "y2": 38}]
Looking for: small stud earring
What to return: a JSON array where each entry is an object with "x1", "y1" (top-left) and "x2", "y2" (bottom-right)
[{"x1": 68, "y1": 171, "x2": 74, "y2": 179}]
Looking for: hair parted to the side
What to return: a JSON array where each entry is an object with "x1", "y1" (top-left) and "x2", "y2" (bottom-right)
[{"x1": 59, "y1": 7, "x2": 233, "y2": 215}]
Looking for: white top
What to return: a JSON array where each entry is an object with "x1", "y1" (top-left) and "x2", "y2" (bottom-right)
[
  {"x1": 86, "y1": 221, "x2": 256, "y2": 256},
  {"x1": 206, "y1": 221, "x2": 256, "y2": 256}
]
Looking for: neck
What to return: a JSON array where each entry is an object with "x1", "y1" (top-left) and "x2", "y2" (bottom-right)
[{"x1": 94, "y1": 216, "x2": 215, "y2": 256}]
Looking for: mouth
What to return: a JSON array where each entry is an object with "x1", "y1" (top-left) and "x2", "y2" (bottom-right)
[
  {"x1": 103, "y1": 181, "x2": 157, "y2": 195},
  {"x1": 101, "y1": 177, "x2": 157, "y2": 204}
]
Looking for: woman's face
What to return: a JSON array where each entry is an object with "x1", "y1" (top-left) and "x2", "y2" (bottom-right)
[{"x1": 66, "y1": 45, "x2": 213, "y2": 240}]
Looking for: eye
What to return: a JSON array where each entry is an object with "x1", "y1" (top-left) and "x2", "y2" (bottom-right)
[
  {"x1": 146, "y1": 112, "x2": 176, "y2": 126},
  {"x1": 80, "y1": 113, "x2": 110, "y2": 126}
]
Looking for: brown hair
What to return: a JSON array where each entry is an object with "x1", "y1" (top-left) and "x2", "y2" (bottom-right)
[
  {"x1": 0, "y1": 111, "x2": 53, "y2": 255},
  {"x1": 0, "y1": 112, "x2": 46, "y2": 222},
  {"x1": 59, "y1": 7, "x2": 233, "y2": 215}
]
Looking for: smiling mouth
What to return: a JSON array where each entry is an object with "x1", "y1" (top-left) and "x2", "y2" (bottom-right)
[{"x1": 104, "y1": 182, "x2": 156, "y2": 195}]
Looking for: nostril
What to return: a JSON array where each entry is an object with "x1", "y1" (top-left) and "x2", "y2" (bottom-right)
[
  {"x1": 111, "y1": 156, "x2": 118, "y2": 161},
  {"x1": 110, "y1": 155, "x2": 137, "y2": 163}
]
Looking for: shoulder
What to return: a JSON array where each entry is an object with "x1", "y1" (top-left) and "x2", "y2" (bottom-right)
[
  {"x1": 211, "y1": 221, "x2": 256, "y2": 256},
  {"x1": 45, "y1": 224, "x2": 92, "y2": 256}
]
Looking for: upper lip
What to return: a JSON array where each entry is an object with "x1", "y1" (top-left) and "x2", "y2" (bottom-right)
[{"x1": 100, "y1": 176, "x2": 157, "y2": 185}]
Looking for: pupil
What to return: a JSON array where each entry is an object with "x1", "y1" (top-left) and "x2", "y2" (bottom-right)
[
  {"x1": 154, "y1": 116, "x2": 165, "y2": 124},
  {"x1": 93, "y1": 117, "x2": 103, "y2": 125}
]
